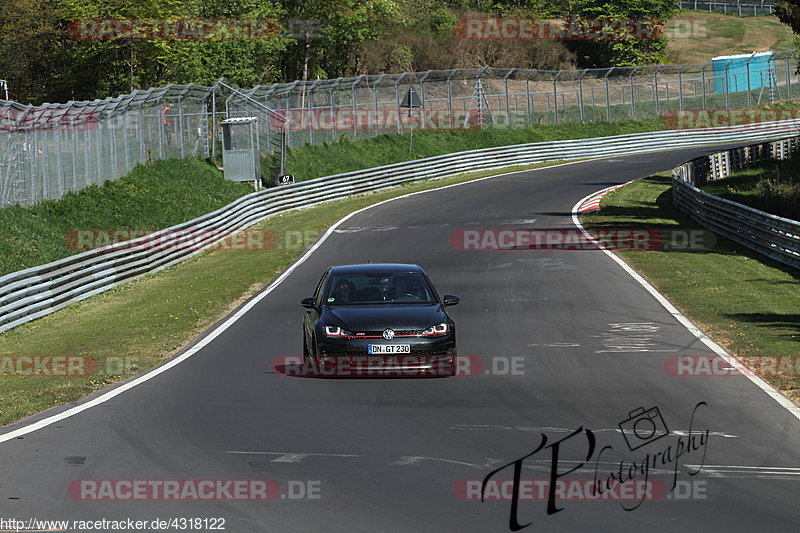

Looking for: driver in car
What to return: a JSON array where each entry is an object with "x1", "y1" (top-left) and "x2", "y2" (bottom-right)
[{"x1": 389, "y1": 276, "x2": 416, "y2": 300}]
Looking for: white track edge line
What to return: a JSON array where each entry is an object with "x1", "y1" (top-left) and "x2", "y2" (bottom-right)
[{"x1": 571, "y1": 186, "x2": 800, "y2": 421}]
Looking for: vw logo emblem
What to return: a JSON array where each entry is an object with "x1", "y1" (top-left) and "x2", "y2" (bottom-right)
[{"x1": 382, "y1": 329, "x2": 395, "y2": 340}]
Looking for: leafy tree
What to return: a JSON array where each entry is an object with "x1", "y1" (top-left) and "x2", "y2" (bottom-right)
[
  {"x1": 775, "y1": 1, "x2": 800, "y2": 34},
  {"x1": 55, "y1": 0, "x2": 286, "y2": 99},
  {"x1": 277, "y1": 0, "x2": 403, "y2": 81},
  {"x1": 0, "y1": 0, "x2": 68, "y2": 103},
  {"x1": 562, "y1": 0, "x2": 677, "y2": 67},
  {"x1": 1, "y1": 0, "x2": 685, "y2": 104}
]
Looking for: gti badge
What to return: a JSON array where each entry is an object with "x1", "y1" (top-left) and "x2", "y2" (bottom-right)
[{"x1": 382, "y1": 329, "x2": 395, "y2": 340}]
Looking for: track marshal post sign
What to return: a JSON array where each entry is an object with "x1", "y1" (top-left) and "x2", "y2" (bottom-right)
[{"x1": 400, "y1": 87, "x2": 423, "y2": 153}]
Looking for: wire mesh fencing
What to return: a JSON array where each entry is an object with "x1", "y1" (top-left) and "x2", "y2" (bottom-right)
[
  {"x1": 2, "y1": 50, "x2": 799, "y2": 207},
  {"x1": 677, "y1": 1, "x2": 775, "y2": 15},
  {"x1": 225, "y1": 51, "x2": 800, "y2": 150},
  {"x1": 0, "y1": 84, "x2": 212, "y2": 207}
]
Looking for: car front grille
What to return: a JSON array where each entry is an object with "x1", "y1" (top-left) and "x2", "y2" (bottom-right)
[{"x1": 355, "y1": 330, "x2": 419, "y2": 337}]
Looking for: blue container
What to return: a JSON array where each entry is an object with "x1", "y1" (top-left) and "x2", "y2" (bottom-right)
[{"x1": 712, "y1": 52, "x2": 774, "y2": 95}]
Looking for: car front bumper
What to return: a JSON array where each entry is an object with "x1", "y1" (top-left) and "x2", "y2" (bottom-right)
[{"x1": 313, "y1": 334, "x2": 456, "y2": 376}]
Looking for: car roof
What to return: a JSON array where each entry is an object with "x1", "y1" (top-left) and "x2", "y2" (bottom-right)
[{"x1": 328, "y1": 263, "x2": 424, "y2": 275}]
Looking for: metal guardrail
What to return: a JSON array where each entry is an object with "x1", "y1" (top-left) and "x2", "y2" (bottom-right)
[
  {"x1": 1, "y1": 122, "x2": 799, "y2": 333},
  {"x1": 672, "y1": 136, "x2": 800, "y2": 269}
]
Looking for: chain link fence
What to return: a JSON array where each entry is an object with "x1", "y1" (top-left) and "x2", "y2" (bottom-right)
[
  {"x1": 226, "y1": 51, "x2": 800, "y2": 151},
  {"x1": 677, "y1": 1, "x2": 775, "y2": 15},
  {"x1": 2, "y1": 50, "x2": 799, "y2": 207},
  {"x1": 0, "y1": 84, "x2": 212, "y2": 207}
]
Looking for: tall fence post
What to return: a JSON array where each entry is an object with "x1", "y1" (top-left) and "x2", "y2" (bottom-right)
[
  {"x1": 504, "y1": 69, "x2": 513, "y2": 124},
  {"x1": 746, "y1": 55, "x2": 752, "y2": 109},
  {"x1": 552, "y1": 71, "x2": 561, "y2": 124},
  {"x1": 701, "y1": 66, "x2": 707, "y2": 110},
  {"x1": 578, "y1": 69, "x2": 586, "y2": 124},
  {"x1": 655, "y1": 66, "x2": 663, "y2": 115},
  {"x1": 211, "y1": 85, "x2": 217, "y2": 161},
  {"x1": 394, "y1": 74, "x2": 404, "y2": 134},
  {"x1": 525, "y1": 76, "x2": 532, "y2": 126}
]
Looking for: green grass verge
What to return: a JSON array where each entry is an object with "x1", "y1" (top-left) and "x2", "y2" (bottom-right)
[
  {"x1": 0, "y1": 158, "x2": 253, "y2": 277},
  {"x1": 0, "y1": 160, "x2": 564, "y2": 426},
  {"x1": 700, "y1": 159, "x2": 800, "y2": 221},
  {"x1": 275, "y1": 118, "x2": 666, "y2": 181},
  {"x1": 581, "y1": 174, "x2": 800, "y2": 404}
]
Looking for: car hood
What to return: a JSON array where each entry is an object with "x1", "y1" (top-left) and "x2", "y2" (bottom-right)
[{"x1": 325, "y1": 304, "x2": 446, "y2": 331}]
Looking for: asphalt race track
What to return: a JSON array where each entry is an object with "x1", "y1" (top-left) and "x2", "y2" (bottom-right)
[{"x1": 1, "y1": 145, "x2": 799, "y2": 532}]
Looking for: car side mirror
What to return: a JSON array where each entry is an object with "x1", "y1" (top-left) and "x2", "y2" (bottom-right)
[
  {"x1": 442, "y1": 294, "x2": 460, "y2": 307},
  {"x1": 301, "y1": 297, "x2": 317, "y2": 309}
]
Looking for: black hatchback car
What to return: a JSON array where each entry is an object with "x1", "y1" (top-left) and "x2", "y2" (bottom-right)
[{"x1": 301, "y1": 264, "x2": 459, "y2": 376}]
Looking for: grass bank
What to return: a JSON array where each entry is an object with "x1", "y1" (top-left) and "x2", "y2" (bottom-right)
[
  {"x1": 667, "y1": 11, "x2": 794, "y2": 64},
  {"x1": 0, "y1": 158, "x2": 253, "y2": 277},
  {"x1": 701, "y1": 158, "x2": 800, "y2": 221},
  {"x1": 275, "y1": 118, "x2": 666, "y2": 181},
  {"x1": 581, "y1": 174, "x2": 800, "y2": 404}
]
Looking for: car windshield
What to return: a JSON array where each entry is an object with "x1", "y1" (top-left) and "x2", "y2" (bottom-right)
[{"x1": 326, "y1": 272, "x2": 436, "y2": 305}]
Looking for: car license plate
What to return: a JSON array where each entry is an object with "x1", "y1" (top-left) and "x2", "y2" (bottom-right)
[{"x1": 368, "y1": 344, "x2": 410, "y2": 354}]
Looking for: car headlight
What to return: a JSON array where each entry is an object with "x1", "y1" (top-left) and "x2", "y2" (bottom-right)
[
  {"x1": 324, "y1": 325, "x2": 353, "y2": 337},
  {"x1": 421, "y1": 323, "x2": 449, "y2": 336}
]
